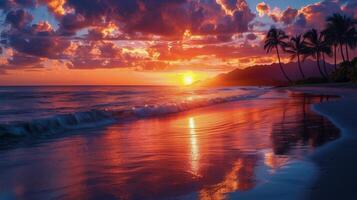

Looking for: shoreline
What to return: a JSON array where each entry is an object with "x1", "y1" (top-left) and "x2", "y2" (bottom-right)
[
  {"x1": 0, "y1": 87, "x2": 340, "y2": 200},
  {"x1": 286, "y1": 86, "x2": 357, "y2": 199},
  {"x1": 0, "y1": 85, "x2": 355, "y2": 199}
]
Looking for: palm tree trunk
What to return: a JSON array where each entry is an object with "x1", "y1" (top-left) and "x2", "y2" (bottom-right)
[
  {"x1": 345, "y1": 44, "x2": 350, "y2": 62},
  {"x1": 322, "y1": 53, "x2": 329, "y2": 80},
  {"x1": 334, "y1": 44, "x2": 337, "y2": 71},
  {"x1": 340, "y1": 42, "x2": 346, "y2": 62},
  {"x1": 297, "y1": 54, "x2": 305, "y2": 79},
  {"x1": 316, "y1": 53, "x2": 327, "y2": 80},
  {"x1": 276, "y1": 47, "x2": 292, "y2": 84},
  {"x1": 322, "y1": 53, "x2": 329, "y2": 78}
]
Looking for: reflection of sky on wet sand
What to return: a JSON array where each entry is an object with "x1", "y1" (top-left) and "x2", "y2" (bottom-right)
[{"x1": 0, "y1": 92, "x2": 340, "y2": 200}]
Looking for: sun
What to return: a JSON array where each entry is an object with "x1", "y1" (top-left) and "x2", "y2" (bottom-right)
[{"x1": 183, "y1": 73, "x2": 194, "y2": 85}]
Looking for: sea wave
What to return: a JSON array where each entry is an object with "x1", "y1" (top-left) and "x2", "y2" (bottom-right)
[{"x1": 0, "y1": 90, "x2": 267, "y2": 138}]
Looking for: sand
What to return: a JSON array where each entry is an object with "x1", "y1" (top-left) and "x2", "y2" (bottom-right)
[{"x1": 288, "y1": 85, "x2": 357, "y2": 199}]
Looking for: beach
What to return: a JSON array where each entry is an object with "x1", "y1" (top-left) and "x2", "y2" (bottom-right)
[
  {"x1": 287, "y1": 85, "x2": 357, "y2": 199},
  {"x1": 0, "y1": 86, "x2": 341, "y2": 200},
  {"x1": 0, "y1": 85, "x2": 355, "y2": 199},
  {"x1": 1, "y1": 0, "x2": 356, "y2": 199}
]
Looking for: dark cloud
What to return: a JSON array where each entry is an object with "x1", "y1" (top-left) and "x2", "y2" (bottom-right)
[
  {"x1": 294, "y1": 14, "x2": 307, "y2": 28},
  {"x1": 246, "y1": 33, "x2": 257, "y2": 40},
  {"x1": 1, "y1": 8, "x2": 70, "y2": 62},
  {"x1": 7, "y1": 52, "x2": 42, "y2": 67},
  {"x1": 341, "y1": 0, "x2": 357, "y2": 18},
  {"x1": 295, "y1": 0, "x2": 345, "y2": 30},
  {"x1": 5, "y1": 9, "x2": 33, "y2": 29},
  {"x1": 0, "y1": 52, "x2": 43, "y2": 71},
  {"x1": 4, "y1": 25, "x2": 70, "y2": 59},
  {"x1": 5, "y1": 0, "x2": 352, "y2": 73},
  {"x1": 59, "y1": 0, "x2": 255, "y2": 38},
  {"x1": 285, "y1": 0, "x2": 356, "y2": 35},
  {"x1": 281, "y1": 7, "x2": 298, "y2": 25},
  {"x1": 63, "y1": 41, "x2": 141, "y2": 69},
  {"x1": 58, "y1": 14, "x2": 88, "y2": 36},
  {"x1": 0, "y1": 0, "x2": 258, "y2": 71},
  {"x1": 0, "y1": 0, "x2": 36, "y2": 11}
]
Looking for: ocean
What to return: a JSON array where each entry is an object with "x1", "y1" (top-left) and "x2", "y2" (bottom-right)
[
  {"x1": 0, "y1": 86, "x2": 339, "y2": 200},
  {"x1": 0, "y1": 86, "x2": 266, "y2": 136}
]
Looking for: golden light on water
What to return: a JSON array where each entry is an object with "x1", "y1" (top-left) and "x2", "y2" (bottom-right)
[{"x1": 189, "y1": 117, "x2": 200, "y2": 176}]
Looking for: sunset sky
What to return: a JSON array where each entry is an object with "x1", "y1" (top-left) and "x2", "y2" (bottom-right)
[{"x1": 0, "y1": 0, "x2": 356, "y2": 85}]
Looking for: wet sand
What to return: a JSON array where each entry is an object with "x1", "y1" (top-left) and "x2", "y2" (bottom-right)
[{"x1": 288, "y1": 86, "x2": 357, "y2": 199}]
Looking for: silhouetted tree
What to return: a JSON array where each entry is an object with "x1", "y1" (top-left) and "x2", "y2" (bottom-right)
[
  {"x1": 322, "y1": 28, "x2": 339, "y2": 71},
  {"x1": 284, "y1": 35, "x2": 306, "y2": 79},
  {"x1": 325, "y1": 14, "x2": 357, "y2": 63},
  {"x1": 264, "y1": 27, "x2": 292, "y2": 84},
  {"x1": 303, "y1": 29, "x2": 331, "y2": 80}
]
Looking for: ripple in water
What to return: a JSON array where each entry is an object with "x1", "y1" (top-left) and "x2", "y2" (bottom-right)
[{"x1": 0, "y1": 91, "x2": 340, "y2": 200}]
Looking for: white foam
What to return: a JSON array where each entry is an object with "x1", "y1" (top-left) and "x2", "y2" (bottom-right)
[{"x1": 0, "y1": 90, "x2": 267, "y2": 137}]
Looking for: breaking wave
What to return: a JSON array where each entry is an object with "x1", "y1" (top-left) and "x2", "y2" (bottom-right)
[{"x1": 0, "y1": 90, "x2": 266, "y2": 138}]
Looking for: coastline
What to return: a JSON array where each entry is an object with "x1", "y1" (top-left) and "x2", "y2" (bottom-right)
[
  {"x1": 0, "y1": 87, "x2": 340, "y2": 199},
  {"x1": 287, "y1": 85, "x2": 357, "y2": 199},
  {"x1": 0, "y1": 85, "x2": 355, "y2": 199}
]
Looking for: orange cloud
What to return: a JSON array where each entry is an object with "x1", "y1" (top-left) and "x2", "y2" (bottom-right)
[
  {"x1": 40, "y1": 0, "x2": 68, "y2": 16},
  {"x1": 256, "y1": 2, "x2": 270, "y2": 17}
]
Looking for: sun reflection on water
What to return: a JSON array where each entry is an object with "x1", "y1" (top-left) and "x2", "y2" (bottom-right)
[{"x1": 189, "y1": 117, "x2": 200, "y2": 176}]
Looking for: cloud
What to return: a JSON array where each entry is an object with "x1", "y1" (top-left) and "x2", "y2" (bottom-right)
[
  {"x1": 1, "y1": 10, "x2": 71, "y2": 66},
  {"x1": 0, "y1": 0, "x2": 259, "y2": 72},
  {"x1": 258, "y1": 4, "x2": 297, "y2": 25},
  {"x1": 285, "y1": 0, "x2": 356, "y2": 35},
  {"x1": 256, "y1": 0, "x2": 356, "y2": 34},
  {"x1": 4, "y1": 26, "x2": 70, "y2": 59},
  {"x1": 256, "y1": 2, "x2": 270, "y2": 17},
  {"x1": 2, "y1": 0, "x2": 354, "y2": 74},
  {"x1": 7, "y1": 52, "x2": 43, "y2": 67},
  {"x1": 280, "y1": 7, "x2": 298, "y2": 25},
  {"x1": 57, "y1": 0, "x2": 255, "y2": 38},
  {"x1": 5, "y1": 9, "x2": 33, "y2": 29},
  {"x1": 246, "y1": 33, "x2": 257, "y2": 40},
  {"x1": 297, "y1": 0, "x2": 342, "y2": 30},
  {"x1": 39, "y1": 0, "x2": 67, "y2": 17},
  {"x1": 341, "y1": 0, "x2": 357, "y2": 18},
  {"x1": 58, "y1": 13, "x2": 88, "y2": 36},
  {"x1": 0, "y1": 0, "x2": 36, "y2": 11},
  {"x1": 0, "y1": 51, "x2": 43, "y2": 72}
]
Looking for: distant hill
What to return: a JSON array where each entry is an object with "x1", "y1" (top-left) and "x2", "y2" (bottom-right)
[{"x1": 199, "y1": 60, "x2": 334, "y2": 87}]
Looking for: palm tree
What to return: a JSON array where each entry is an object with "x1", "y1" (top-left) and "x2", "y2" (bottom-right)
[
  {"x1": 264, "y1": 27, "x2": 292, "y2": 84},
  {"x1": 352, "y1": 29, "x2": 357, "y2": 52},
  {"x1": 303, "y1": 29, "x2": 331, "y2": 80},
  {"x1": 345, "y1": 28, "x2": 357, "y2": 61},
  {"x1": 321, "y1": 48, "x2": 332, "y2": 77},
  {"x1": 320, "y1": 31, "x2": 333, "y2": 76},
  {"x1": 284, "y1": 35, "x2": 306, "y2": 79},
  {"x1": 325, "y1": 14, "x2": 357, "y2": 63},
  {"x1": 322, "y1": 28, "x2": 339, "y2": 71}
]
